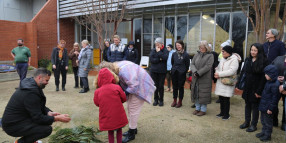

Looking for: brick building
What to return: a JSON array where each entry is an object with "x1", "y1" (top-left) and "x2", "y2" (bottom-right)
[{"x1": 0, "y1": 0, "x2": 75, "y2": 68}]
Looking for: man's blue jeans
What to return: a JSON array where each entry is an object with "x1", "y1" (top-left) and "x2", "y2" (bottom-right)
[{"x1": 16, "y1": 63, "x2": 28, "y2": 81}]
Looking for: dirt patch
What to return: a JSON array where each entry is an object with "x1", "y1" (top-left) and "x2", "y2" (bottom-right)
[{"x1": 0, "y1": 74, "x2": 285, "y2": 143}]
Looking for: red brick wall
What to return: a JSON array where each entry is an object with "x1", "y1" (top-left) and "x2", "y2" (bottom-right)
[
  {"x1": 0, "y1": 20, "x2": 38, "y2": 67},
  {"x1": 31, "y1": 0, "x2": 74, "y2": 60},
  {"x1": 60, "y1": 18, "x2": 75, "y2": 52},
  {"x1": 32, "y1": 0, "x2": 58, "y2": 60},
  {"x1": 0, "y1": 0, "x2": 75, "y2": 68}
]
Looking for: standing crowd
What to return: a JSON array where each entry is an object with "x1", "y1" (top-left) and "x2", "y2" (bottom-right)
[{"x1": 1, "y1": 29, "x2": 286, "y2": 143}]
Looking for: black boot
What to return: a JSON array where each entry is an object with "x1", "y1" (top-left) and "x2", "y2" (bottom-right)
[
  {"x1": 239, "y1": 122, "x2": 250, "y2": 129},
  {"x1": 153, "y1": 100, "x2": 158, "y2": 106},
  {"x1": 123, "y1": 128, "x2": 137, "y2": 136},
  {"x1": 246, "y1": 125, "x2": 257, "y2": 132},
  {"x1": 122, "y1": 129, "x2": 135, "y2": 143},
  {"x1": 79, "y1": 88, "x2": 89, "y2": 93},
  {"x1": 62, "y1": 86, "x2": 66, "y2": 91},
  {"x1": 56, "y1": 85, "x2": 59, "y2": 91}
]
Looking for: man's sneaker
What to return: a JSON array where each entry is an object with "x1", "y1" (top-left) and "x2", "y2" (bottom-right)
[
  {"x1": 222, "y1": 115, "x2": 231, "y2": 120},
  {"x1": 216, "y1": 113, "x2": 223, "y2": 118}
]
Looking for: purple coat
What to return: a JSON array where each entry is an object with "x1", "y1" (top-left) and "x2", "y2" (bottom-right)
[{"x1": 117, "y1": 61, "x2": 156, "y2": 103}]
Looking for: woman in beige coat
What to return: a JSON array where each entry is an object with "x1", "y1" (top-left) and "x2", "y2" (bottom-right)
[
  {"x1": 214, "y1": 45, "x2": 240, "y2": 120},
  {"x1": 191, "y1": 40, "x2": 214, "y2": 116}
]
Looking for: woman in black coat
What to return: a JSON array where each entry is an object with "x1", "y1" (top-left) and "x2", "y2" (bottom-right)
[
  {"x1": 236, "y1": 43, "x2": 268, "y2": 132},
  {"x1": 125, "y1": 41, "x2": 139, "y2": 64},
  {"x1": 103, "y1": 40, "x2": 110, "y2": 61},
  {"x1": 170, "y1": 40, "x2": 190, "y2": 108}
]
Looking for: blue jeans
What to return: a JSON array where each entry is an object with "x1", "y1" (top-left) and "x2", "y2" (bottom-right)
[
  {"x1": 195, "y1": 102, "x2": 207, "y2": 112},
  {"x1": 16, "y1": 63, "x2": 28, "y2": 81}
]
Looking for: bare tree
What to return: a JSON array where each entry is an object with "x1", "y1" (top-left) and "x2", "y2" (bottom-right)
[
  {"x1": 238, "y1": 0, "x2": 286, "y2": 43},
  {"x1": 73, "y1": 0, "x2": 128, "y2": 51}
]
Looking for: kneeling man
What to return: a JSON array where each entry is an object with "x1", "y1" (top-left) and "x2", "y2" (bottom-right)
[{"x1": 1, "y1": 68, "x2": 71, "y2": 143}]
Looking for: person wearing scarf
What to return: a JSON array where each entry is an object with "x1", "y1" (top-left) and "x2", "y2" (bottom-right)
[
  {"x1": 170, "y1": 40, "x2": 190, "y2": 108},
  {"x1": 149, "y1": 37, "x2": 169, "y2": 106},
  {"x1": 51, "y1": 40, "x2": 69, "y2": 91}
]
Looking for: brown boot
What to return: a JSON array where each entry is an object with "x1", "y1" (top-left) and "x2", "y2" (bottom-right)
[
  {"x1": 175, "y1": 99, "x2": 182, "y2": 108},
  {"x1": 171, "y1": 99, "x2": 177, "y2": 107},
  {"x1": 196, "y1": 111, "x2": 206, "y2": 116},
  {"x1": 193, "y1": 110, "x2": 199, "y2": 115}
]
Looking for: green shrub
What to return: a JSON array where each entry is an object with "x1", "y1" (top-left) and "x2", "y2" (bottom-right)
[
  {"x1": 38, "y1": 59, "x2": 51, "y2": 68},
  {"x1": 42, "y1": 59, "x2": 73, "y2": 74},
  {"x1": 49, "y1": 125, "x2": 102, "y2": 143}
]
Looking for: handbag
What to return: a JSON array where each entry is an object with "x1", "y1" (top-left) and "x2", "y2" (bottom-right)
[
  {"x1": 236, "y1": 59, "x2": 249, "y2": 90},
  {"x1": 221, "y1": 75, "x2": 237, "y2": 86},
  {"x1": 237, "y1": 72, "x2": 246, "y2": 89},
  {"x1": 220, "y1": 60, "x2": 237, "y2": 86}
]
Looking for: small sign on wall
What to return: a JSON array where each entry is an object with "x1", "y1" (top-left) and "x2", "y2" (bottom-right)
[{"x1": 121, "y1": 38, "x2": 128, "y2": 45}]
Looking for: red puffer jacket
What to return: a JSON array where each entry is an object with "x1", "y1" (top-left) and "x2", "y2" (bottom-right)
[{"x1": 94, "y1": 68, "x2": 128, "y2": 131}]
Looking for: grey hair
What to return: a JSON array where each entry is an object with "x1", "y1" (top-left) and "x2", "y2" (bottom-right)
[
  {"x1": 81, "y1": 39, "x2": 89, "y2": 45},
  {"x1": 199, "y1": 40, "x2": 211, "y2": 52},
  {"x1": 269, "y1": 29, "x2": 279, "y2": 38}
]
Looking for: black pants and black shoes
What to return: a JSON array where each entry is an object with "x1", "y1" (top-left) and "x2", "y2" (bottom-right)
[
  {"x1": 3, "y1": 124, "x2": 52, "y2": 143},
  {"x1": 151, "y1": 72, "x2": 166, "y2": 106},
  {"x1": 273, "y1": 94, "x2": 285, "y2": 129},
  {"x1": 219, "y1": 96, "x2": 230, "y2": 120},
  {"x1": 244, "y1": 101, "x2": 259, "y2": 132},
  {"x1": 54, "y1": 64, "x2": 67, "y2": 91},
  {"x1": 72, "y1": 67, "x2": 83, "y2": 88},
  {"x1": 79, "y1": 77, "x2": 89, "y2": 93}
]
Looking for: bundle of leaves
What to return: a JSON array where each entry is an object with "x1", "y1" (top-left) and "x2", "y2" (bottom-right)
[{"x1": 49, "y1": 125, "x2": 102, "y2": 143}]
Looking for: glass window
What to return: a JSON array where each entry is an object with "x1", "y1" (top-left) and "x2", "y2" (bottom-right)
[
  {"x1": 134, "y1": 18, "x2": 142, "y2": 58},
  {"x1": 188, "y1": 14, "x2": 200, "y2": 55},
  {"x1": 143, "y1": 18, "x2": 152, "y2": 33},
  {"x1": 117, "y1": 21, "x2": 132, "y2": 44},
  {"x1": 201, "y1": 14, "x2": 215, "y2": 49},
  {"x1": 154, "y1": 17, "x2": 162, "y2": 34},
  {"x1": 165, "y1": 16, "x2": 175, "y2": 46},
  {"x1": 143, "y1": 34, "x2": 152, "y2": 56},
  {"x1": 232, "y1": 12, "x2": 247, "y2": 60},
  {"x1": 215, "y1": 13, "x2": 230, "y2": 53},
  {"x1": 177, "y1": 16, "x2": 188, "y2": 46}
]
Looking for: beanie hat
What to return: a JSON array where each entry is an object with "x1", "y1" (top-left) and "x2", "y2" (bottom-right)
[
  {"x1": 222, "y1": 45, "x2": 233, "y2": 55},
  {"x1": 220, "y1": 40, "x2": 231, "y2": 48},
  {"x1": 155, "y1": 37, "x2": 164, "y2": 44},
  {"x1": 167, "y1": 44, "x2": 173, "y2": 49},
  {"x1": 128, "y1": 41, "x2": 135, "y2": 46}
]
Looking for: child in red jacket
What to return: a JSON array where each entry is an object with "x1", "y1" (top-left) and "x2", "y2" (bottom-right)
[{"x1": 94, "y1": 68, "x2": 128, "y2": 143}]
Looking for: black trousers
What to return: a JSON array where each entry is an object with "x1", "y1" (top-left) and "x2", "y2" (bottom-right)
[
  {"x1": 80, "y1": 77, "x2": 89, "y2": 89},
  {"x1": 245, "y1": 101, "x2": 259, "y2": 126},
  {"x1": 171, "y1": 71, "x2": 186, "y2": 100},
  {"x1": 54, "y1": 65, "x2": 67, "y2": 88},
  {"x1": 219, "y1": 96, "x2": 230, "y2": 117},
  {"x1": 273, "y1": 94, "x2": 285, "y2": 126},
  {"x1": 166, "y1": 71, "x2": 172, "y2": 89},
  {"x1": 3, "y1": 124, "x2": 52, "y2": 143},
  {"x1": 261, "y1": 112, "x2": 273, "y2": 137},
  {"x1": 151, "y1": 72, "x2": 166, "y2": 102},
  {"x1": 72, "y1": 67, "x2": 83, "y2": 87}
]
